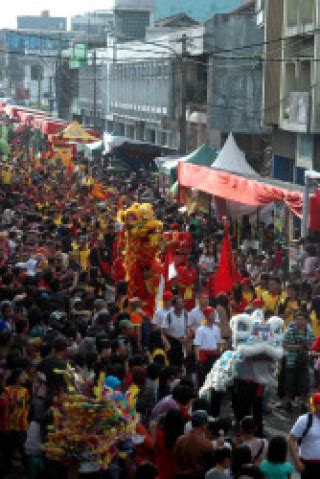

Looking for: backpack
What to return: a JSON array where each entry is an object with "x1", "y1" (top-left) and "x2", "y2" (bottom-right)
[{"x1": 297, "y1": 413, "x2": 313, "y2": 446}]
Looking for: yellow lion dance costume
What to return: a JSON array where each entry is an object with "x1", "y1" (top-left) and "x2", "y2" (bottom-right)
[{"x1": 118, "y1": 203, "x2": 163, "y2": 316}]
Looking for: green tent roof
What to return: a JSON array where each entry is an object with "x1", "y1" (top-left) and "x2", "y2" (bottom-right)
[
  {"x1": 169, "y1": 144, "x2": 218, "y2": 180},
  {"x1": 170, "y1": 181, "x2": 179, "y2": 197},
  {"x1": 185, "y1": 144, "x2": 218, "y2": 166}
]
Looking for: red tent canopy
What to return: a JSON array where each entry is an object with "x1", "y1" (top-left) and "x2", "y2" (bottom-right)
[
  {"x1": 18, "y1": 111, "x2": 38, "y2": 125},
  {"x1": 31, "y1": 116, "x2": 47, "y2": 129},
  {"x1": 5, "y1": 104, "x2": 20, "y2": 118},
  {"x1": 178, "y1": 162, "x2": 303, "y2": 217}
]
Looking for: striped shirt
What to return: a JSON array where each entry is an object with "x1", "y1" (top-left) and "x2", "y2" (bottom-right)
[{"x1": 284, "y1": 326, "x2": 315, "y2": 368}]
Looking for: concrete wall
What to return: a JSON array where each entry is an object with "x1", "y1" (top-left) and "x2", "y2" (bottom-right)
[
  {"x1": 109, "y1": 60, "x2": 174, "y2": 122},
  {"x1": 206, "y1": 11, "x2": 269, "y2": 134},
  {"x1": 78, "y1": 64, "x2": 110, "y2": 125}
]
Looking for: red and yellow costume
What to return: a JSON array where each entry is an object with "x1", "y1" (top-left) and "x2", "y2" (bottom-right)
[{"x1": 118, "y1": 203, "x2": 163, "y2": 316}]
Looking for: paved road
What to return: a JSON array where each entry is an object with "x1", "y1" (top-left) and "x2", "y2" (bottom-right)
[{"x1": 263, "y1": 394, "x2": 306, "y2": 479}]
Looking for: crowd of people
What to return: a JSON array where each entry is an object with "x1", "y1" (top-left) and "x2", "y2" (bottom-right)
[{"x1": 0, "y1": 124, "x2": 320, "y2": 479}]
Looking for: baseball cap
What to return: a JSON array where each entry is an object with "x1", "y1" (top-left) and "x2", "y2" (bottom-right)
[
  {"x1": 203, "y1": 306, "x2": 215, "y2": 316},
  {"x1": 163, "y1": 291, "x2": 173, "y2": 301},
  {"x1": 253, "y1": 298, "x2": 264, "y2": 308},
  {"x1": 312, "y1": 392, "x2": 320, "y2": 405}
]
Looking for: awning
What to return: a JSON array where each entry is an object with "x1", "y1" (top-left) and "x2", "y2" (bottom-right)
[
  {"x1": 61, "y1": 121, "x2": 99, "y2": 143},
  {"x1": 84, "y1": 140, "x2": 103, "y2": 158},
  {"x1": 178, "y1": 162, "x2": 303, "y2": 217},
  {"x1": 157, "y1": 144, "x2": 218, "y2": 178},
  {"x1": 41, "y1": 119, "x2": 67, "y2": 135}
]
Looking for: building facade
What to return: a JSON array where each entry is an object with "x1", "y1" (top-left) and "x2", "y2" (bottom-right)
[
  {"x1": 154, "y1": 0, "x2": 244, "y2": 21},
  {"x1": 104, "y1": 0, "x2": 154, "y2": 41},
  {"x1": 71, "y1": 11, "x2": 114, "y2": 47},
  {"x1": 17, "y1": 11, "x2": 67, "y2": 32},
  {"x1": 263, "y1": 0, "x2": 320, "y2": 184},
  {"x1": 70, "y1": 63, "x2": 110, "y2": 130},
  {"x1": 206, "y1": 1, "x2": 271, "y2": 172},
  {"x1": 0, "y1": 29, "x2": 71, "y2": 109},
  {"x1": 105, "y1": 23, "x2": 206, "y2": 151}
]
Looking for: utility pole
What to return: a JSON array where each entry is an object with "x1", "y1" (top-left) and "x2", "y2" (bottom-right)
[
  {"x1": 179, "y1": 34, "x2": 188, "y2": 155},
  {"x1": 93, "y1": 49, "x2": 97, "y2": 131}
]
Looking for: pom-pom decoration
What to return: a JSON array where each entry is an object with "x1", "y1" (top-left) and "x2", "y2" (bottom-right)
[{"x1": 43, "y1": 371, "x2": 137, "y2": 472}]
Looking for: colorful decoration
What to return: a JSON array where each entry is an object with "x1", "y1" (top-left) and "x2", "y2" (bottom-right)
[
  {"x1": 118, "y1": 203, "x2": 163, "y2": 315},
  {"x1": 44, "y1": 371, "x2": 136, "y2": 472}
]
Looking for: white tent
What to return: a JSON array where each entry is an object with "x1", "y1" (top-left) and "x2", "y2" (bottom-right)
[
  {"x1": 211, "y1": 134, "x2": 271, "y2": 224},
  {"x1": 212, "y1": 133, "x2": 260, "y2": 178}
]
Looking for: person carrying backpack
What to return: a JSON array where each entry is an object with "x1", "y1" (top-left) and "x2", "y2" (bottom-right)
[{"x1": 288, "y1": 392, "x2": 320, "y2": 478}]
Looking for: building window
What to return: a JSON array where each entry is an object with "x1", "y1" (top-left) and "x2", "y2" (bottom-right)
[
  {"x1": 286, "y1": 0, "x2": 298, "y2": 28},
  {"x1": 31, "y1": 65, "x2": 43, "y2": 80}
]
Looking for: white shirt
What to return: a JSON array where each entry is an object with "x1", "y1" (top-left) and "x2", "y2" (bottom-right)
[
  {"x1": 194, "y1": 324, "x2": 222, "y2": 350},
  {"x1": 198, "y1": 255, "x2": 215, "y2": 274},
  {"x1": 162, "y1": 309, "x2": 187, "y2": 339},
  {"x1": 152, "y1": 307, "x2": 172, "y2": 328},
  {"x1": 26, "y1": 257, "x2": 38, "y2": 276},
  {"x1": 188, "y1": 306, "x2": 220, "y2": 332},
  {"x1": 291, "y1": 413, "x2": 320, "y2": 460}
]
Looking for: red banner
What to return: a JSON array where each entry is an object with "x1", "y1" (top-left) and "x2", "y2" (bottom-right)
[{"x1": 178, "y1": 163, "x2": 303, "y2": 218}]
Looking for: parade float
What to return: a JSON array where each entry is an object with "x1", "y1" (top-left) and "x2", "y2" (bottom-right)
[
  {"x1": 118, "y1": 203, "x2": 163, "y2": 315},
  {"x1": 44, "y1": 368, "x2": 137, "y2": 479}
]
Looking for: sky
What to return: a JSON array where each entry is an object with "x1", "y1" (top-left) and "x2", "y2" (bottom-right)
[
  {"x1": 0, "y1": 0, "x2": 245, "y2": 29},
  {"x1": 0, "y1": 0, "x2": 110, "y2": 29}
]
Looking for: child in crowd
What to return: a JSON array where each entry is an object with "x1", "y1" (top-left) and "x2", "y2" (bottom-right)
[
  {"x1": 205, "y1": 447, "x2": 232, "y2": 479},
  {"x1": 259, "y1": 436, "x2": 294, "y2": 479}
]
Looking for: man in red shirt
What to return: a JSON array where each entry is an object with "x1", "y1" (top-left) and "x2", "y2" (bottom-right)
[{"x1": 177, "y1": 258, "x2": 197, "y2": 312}]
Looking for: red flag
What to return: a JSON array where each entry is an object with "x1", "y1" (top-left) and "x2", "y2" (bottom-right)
[{"x1": 213, "y1": 222, "x2": 240, "y2": 296}]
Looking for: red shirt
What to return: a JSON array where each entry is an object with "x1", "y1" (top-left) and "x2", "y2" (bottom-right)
[
  {"x1": 155, "y1": 429, "x2": 176, "y2": 479},
  {"x1": 313, "y1": 336, "x2": 320, "y2": 352}
]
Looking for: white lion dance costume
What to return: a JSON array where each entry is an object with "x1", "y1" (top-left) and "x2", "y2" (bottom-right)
[{"x1": 200, "y1": 310, "x2": 285, "y2": 396}]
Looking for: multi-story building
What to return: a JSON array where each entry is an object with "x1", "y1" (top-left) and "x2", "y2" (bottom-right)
[
  {"x1": 105, "y1": 0, "x2": 154, "y2": 41},
  {"x1": 71, "y1": 11, "x2": 114, "y2": 47},
  {"x1": 107, "y1": 19, "x2": 206, "y2": 151},
  {"x1": 0, "y1": 29, "x2": 71, "y2": 108},
  {"x1": 154, "y1": 0, "x2": 245, "y2": 21},
  {"x1": 68, "y1": 13, "x2": 207, "y2": 148},
  {"x1": 206, "y1": 0, "x2": 271, "y2": 172},
  {"x1": 263, "y1": 0, "x2": 320, "y2": 183},
  {"x1": 70, "y1": 62, "x2": 110, "y2": 131},
  {"x1": 17, "y1": 11, "x2": 67, "y2": 32}
]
